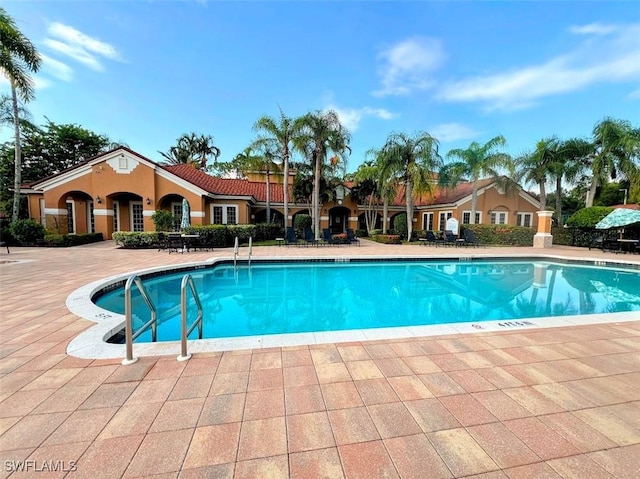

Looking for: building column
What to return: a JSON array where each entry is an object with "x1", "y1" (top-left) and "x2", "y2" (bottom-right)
[{"x1": 533, "y1": 210, "x2": 553, "y2": 248}]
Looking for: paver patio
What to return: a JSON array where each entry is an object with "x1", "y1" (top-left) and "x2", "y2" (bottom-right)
[{"x1": 1, "y1": 240, "x2": 639, "y2": 478}]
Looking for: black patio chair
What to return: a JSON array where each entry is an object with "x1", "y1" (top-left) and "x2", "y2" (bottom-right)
[
  {"x1": 322, "y1": 228, "x2": 336, "y2": 246},
  {"x1": 419, "y1": 230, "x2": 442, "y2": 246},
  {"x1": 285, "y1": 227, "x2": 300, "y2": 246},
  {"x1": 443, "y1": 230, "x2": 458, "y2": 247},
  {"x1": 167, "y1": 232, "x2": 184, "y2": 253},
  {"x1": 304, "y1": 227, "x2": 319, "y2": 247},
  {"x1": 460, "y1": 229, "x2": 481, "y2": 248},
  {"x1": 346, "y1": 228, "x2": 360, "y2": 246}
]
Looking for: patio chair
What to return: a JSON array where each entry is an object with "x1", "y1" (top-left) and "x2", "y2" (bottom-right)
[
  {"x1": 346, "y1": 228, "x2": 360, "y2": 246},
  {"x1": 321, "y1": 228, "x2": 336, "y2": 246},
  {"x1": 285, "y1": 227, "x2": 299, "y2": 246},
  {"x1": 167, "y1": 232, "x2": 184, "y2": 253},
  {"x1": 443, "y1": 230, "x2": 458, "y2": 247},
  {"x1": 304, "y1": 227, "x2": 319, "y2": 247},
  {"x1": 157, "y1": 232, "x2": 168, "y2": 252},
  {"x1": 419, "y1": 230, "x2": 441, "y2": 246},
  {"x1": 0, "y1": 240, "x2": 9, "y2": 254},
  {"x1": 460, "y1": 229, "x2": 481, "y2": 248}
]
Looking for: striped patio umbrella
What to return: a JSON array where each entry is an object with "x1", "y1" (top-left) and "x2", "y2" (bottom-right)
[{"x1": 595, "y1": 208, "x2": 640, "y2": 230}]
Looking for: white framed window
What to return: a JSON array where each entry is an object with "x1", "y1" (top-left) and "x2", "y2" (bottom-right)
[
  {"x1": 211, "y1": 204, "x2": 238, "y2": 225},
  {"x1": 516, "y1": 212, "x2": 533, "y2": 227},
  {"x1": 439, "y1": 211, "x2": 452, "y2": 231},
  {"x1": 88, "y1": 201, "x2": 95, "y2": 233},
  {"x1": 462, "y1": 211, "x2": 482, "y2": 225},
  {"x1": 422, "y1": 212, "x2": 434, "y2": 231},
  {"x1": 130, "y1": 202, "x2": 144, "y2": 232},
  {"x1": 66, "y1": 200, "x2": 75, "y2": 234},
  {"x1": 490, "y1": 212, "x2": 508, "y2": 225},
  {"x1": 113, "y1": 201, "x2": 120, "y2": 232}
]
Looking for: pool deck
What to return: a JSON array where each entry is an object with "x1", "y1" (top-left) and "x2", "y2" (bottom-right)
[{"x1": 1, "y1": 240, "x2": 639, "y2": 478}]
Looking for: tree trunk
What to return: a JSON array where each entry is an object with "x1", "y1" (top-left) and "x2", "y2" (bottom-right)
[
  {"x1": 538, "y1": 181, "x2": 547, "y2": 210},
  {"x1": 313, "y1": 151, "x2": 321, "y2": 239},
  {"x1": 555, "y1": 176, "x2": 563, "y2": 226},
  {"x1": 586, "y1": 178, "x2": 598, "y2": 207},
  {"x1": 265, "y1": 168, "x2": 271, "y2": 223},
  {"x1": 405, "y1": 179, "x2": 413, "y2": 241},
  {"x1": 11, "y1": 80, "x2": 21, "y2": 223},
  {"x1": 470, "y1": 181, "x2": 478, "y2": 224},
  {"x1": 383, "y1": 197, "x2": 389, "y2": 234},
  {"x1": 283, "y1": 150, "x2": 289, "y2": 227}
]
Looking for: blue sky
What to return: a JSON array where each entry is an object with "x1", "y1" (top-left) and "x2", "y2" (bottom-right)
[{"x1": 2, "y1": 1, "x2": 639, "y2": 176}]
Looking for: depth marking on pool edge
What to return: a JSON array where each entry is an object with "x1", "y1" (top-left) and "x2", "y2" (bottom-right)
[{"x1": 472, "y1": 320, "x2": 536, "y2": 330}]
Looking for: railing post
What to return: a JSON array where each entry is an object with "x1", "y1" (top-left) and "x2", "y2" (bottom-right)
[
  {"x1": 177, "y1": 274, "x2": 192, "y2": 361},
  {"x1": 122, "y1": 276, "x2": 139, "y2": 365}
]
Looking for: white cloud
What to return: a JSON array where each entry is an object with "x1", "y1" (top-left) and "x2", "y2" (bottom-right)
[
  {"x1": 373, "y1": 37, "x2": 445, "y2": 97},
  {"x1": 325, "y1": 104, "x2": 398, "y2": 131},
  {"x1": 44, "y1": 22, "x2": 122, "y2": 72},
  {"x1": 429, "y1": 123, "x2": 480, "y2": 142},
  {"x1": 41, "y1": 54, "x2": 73, "y2": 81},
  {"x1": 569, "y1": 23, "x2": 616, "y2": 35},
  {"x1": 437, "y1": 22, "x2": 640, "y2": 111}
]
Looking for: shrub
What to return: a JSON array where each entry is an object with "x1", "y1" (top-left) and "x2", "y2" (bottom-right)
[
  {"x1": 551, "y1": 226, "x2": 595, "y2": 247},
  {"x1": 227, "y1": 224, "x2": 256, "y2": 243},
  {"x1": 254, "y1": 223, "x2": 284, "y2": 241},
  {"x1": 370, "y1": 234, "x2": 401, "y2": 244},
  {"x1": 151, "y1": 210, "x2": 175, "y2": 231},
  {"x1": 9, "y1": 219, "x2": 46, "y2": 245},
  {"x1": 355, "y1": 229, "x2": 368, "y2": 238},
  {"x1": 331, "y1": 233, "x2": 351, "y2": 245},
  {"x1": 565, "y1": 207, "x2": 613, "y2": 229},
  {"x1": 462, "y1": 224, "x2": 534, "y2": 246},
  {"x1": 392, "y1": 214, "x2": 408, "y2": 240},
  {"x1": 112, "y1": 232, "x2": 159, "y2": 248},
  {"x1": 182, "y1": 225, "x2": 227, "y2": 247},
  {"x1": 294, "y1": 214, "x2": 312, "y2": 237}
]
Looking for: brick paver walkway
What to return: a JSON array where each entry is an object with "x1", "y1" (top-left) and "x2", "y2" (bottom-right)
[{"x1": 1, "y1": 241, "x2": 639, "y2": 478}]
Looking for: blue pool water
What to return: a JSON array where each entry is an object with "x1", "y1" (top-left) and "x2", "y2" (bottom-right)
[{"x1": 95, "y1": 259, "x2": 640, "y2": 343}]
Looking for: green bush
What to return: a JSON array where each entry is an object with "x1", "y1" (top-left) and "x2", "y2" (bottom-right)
[
  {"x1": 254, "y1": 223, "x2": 284, "y2": 241},
  {"x1": 392, "y1": 214, "x2": 408, "y2": 240},
  {"x1": 183, "y1": 225, "x2": 228, "y2": 247},
  {"x1": 355, "y1": 229, "x2": 368, "y2": 238},
  {"x1": 370, "y1": 234, "x2": 401, "y2": 244},
  {"x1": 294, "y1": 214, "x2": 312, "y2": 236},
  {"x1": 565, "y1": 207, "x2": 613, "y2": 229},
  {"x1": 227, "y1": 224, "x2": 256, "y2": 243},
  {"x1": 112, "y1": 232, "x2": 159, "y2": 248},
  {"x1": 462, "y1": 224, "x2": 534, "y2": 246},
  {"x1": 551, "y1": 226, "x2": 595, "y2": 247},
  {"x1": 9, "y1": 219, "x2": 46, "y2": 245},
  {"x1": 331, "y1": 233, "x2": 351, "y2": 245},
  {"x1": 151, "y1": 210, "x2": 175, "y2": 231}
]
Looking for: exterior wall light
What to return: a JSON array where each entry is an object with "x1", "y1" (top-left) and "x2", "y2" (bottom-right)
[
  {"x1": 95, "y1": 196, "x2": 102, "y2": 204},
  {"x1": 146, "y1": 197, "x2": 151, "y2": 205}
]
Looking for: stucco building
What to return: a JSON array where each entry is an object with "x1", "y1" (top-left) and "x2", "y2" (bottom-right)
[{"x1": 21, "y1": 147, "x2": 541, "y2": 239}]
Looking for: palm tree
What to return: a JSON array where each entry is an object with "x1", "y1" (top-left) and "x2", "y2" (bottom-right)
[
  {"x1": 440, "y1": 135, "x2": 511, "y2": 225},
  {"x1": 253, "y1": 109, "x2": 298, "y2": 227},
  {"x1": 294, "y1": 110, "x2": 351, "y2": 239},
  {"x1": 353, "y1": 160, "x2": 382, "y2": 235},
  {"x1": 187, "y1": 133, "x2": 220, "y2": 169},
  {"x1": 550, "y1": 138, "x2": 592, "y2": 226},
  {"x1": 515, "y1": 137, "x2": 559, "y2": 210},
  {"x1": 378, "y1": 131, "x2": 442, "y2": 241},
  {"x1": 234, "y1": 145, "x2": 279, "y2": 223},
  {"x1": 586, "y1": 118, "x2": 640, "y2": 207},
  {"x1": 1, "y1": 8, "x2": 41, "y2": 222}
]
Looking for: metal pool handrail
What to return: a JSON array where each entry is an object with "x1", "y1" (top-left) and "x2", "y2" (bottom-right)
[
  {"x1": 233, "y1": 236, "x2": 253, "y2": 268},
  {"x1": 177, "y1": 274, "x2": 203, "y2": 361},
  {"x1": 122, "y1": 275, "x2": 157, "y2": 365}
]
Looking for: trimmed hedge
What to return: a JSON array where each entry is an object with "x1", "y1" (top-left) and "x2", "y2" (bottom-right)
[
  {"x1": 461, "y1": 224, "x2": 535, "y2": 246},
  {"x1": 42, "y1": 232, "x2": 104, "y2": 247},
  {"x1": 112, "y1": 232, "x2": 160, "y2": 248},
  {"x1": 9, "y1": 219, "x2": 45, "y2": 245},
  {"x1": 370, "y1": 234, "x2": 401, "y2": 244},
  {"x1": 565, "y1": 206, "x2": 613, "y2": 229}
]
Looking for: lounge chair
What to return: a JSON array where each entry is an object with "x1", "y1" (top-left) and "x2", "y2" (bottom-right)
[
  {"x1": 285, "y1": 227, "x2": 299, "y2": 246},
  {"x1": 346, "y1": 228, "x2": 360, "y2": 246},
  {"x1": 1, "y1": 240, "x2": 9, "y2": 254},
  {"x1": 419, "y1": 231, "x2": 441, "y2": 246},
  {"x1": 322, "y1": 228, "x2": 336, "y2": 246},
  {"x1": 460, "y1": 229, "x2": 481, "y2": 248},
  {"x1": 443, "y1": 230, "x2": 458, "y2": 247},
  {"x1": 304, "y1": 227, "x2": 319, "y2": 247}
]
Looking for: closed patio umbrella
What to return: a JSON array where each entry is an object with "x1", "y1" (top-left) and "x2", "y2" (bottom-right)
[
  {"x1": 595, "y1": 208, "x2": 640, "y2": 230},
  {"x1": 180, "y1": 198, "x2": 190, "y2": 229}
]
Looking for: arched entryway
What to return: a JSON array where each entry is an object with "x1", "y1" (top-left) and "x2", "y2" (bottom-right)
[
  {"x1": 254, "y1": 208, "x2": 284, "y2": 226},
  {"x1": 328, "y1": 206, "x2": 350, "y2": 234},
  {"x1": 358, "y1": 212, "x2": 382, "y2": 232}
]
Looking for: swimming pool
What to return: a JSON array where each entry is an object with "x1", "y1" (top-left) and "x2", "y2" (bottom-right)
[{"x1": 94, "y1": 258, "x2": 640, "y2": 344}]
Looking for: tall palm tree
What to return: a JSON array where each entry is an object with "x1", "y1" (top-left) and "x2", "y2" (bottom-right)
[
  {"x1": 586, "y1": 117, "x2": 639, "y2": 207},
  {"x1": 378, "y1": 131, "x2": 442, "y2": 241},
  {"x1": 253, "y1": 109, "x2": 298, "y2": 227},
  {"x1": 295, "y1": 110, "x2": 351, "y2": 239},
  {"x1": 158, "y1": 133, "x2": 220, "y2": 169},
  {"x1": 189, "y1": 133, "x2": 220, "y2": 169},
  {"x1": 1, "y1": 8, "x2": 41, "y2": 222},
  {"x1": 234, "y1": 145, "x2": 279, "y2": 223},
  {"x1": 515, "y1": 137, "x2": 559, "y2": 210},
  {"x1": 550, "y1": 138, "x2": 592, "y2": 225},
  {"x1": 440, "y1": 135, "x2": 510, "y2": 225}
]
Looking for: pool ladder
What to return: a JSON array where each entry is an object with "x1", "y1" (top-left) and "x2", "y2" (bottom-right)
[
  {"x1": 233, "y1": 236, "x2": 253, "y2": 268},
  {"x1": 122, "y1": 273, "x2": 203, "y2": 365}
]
